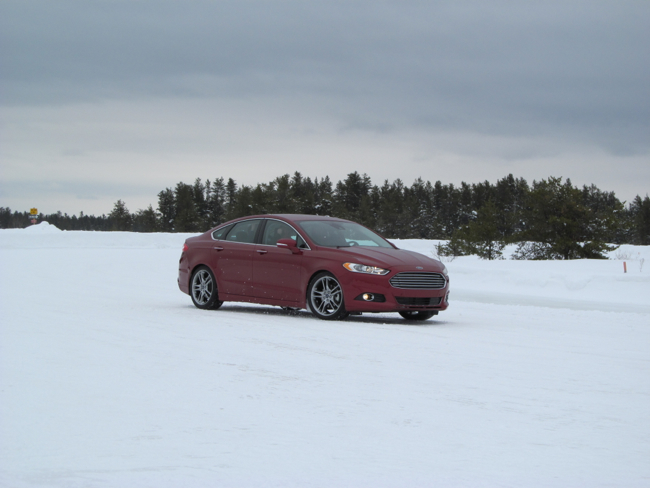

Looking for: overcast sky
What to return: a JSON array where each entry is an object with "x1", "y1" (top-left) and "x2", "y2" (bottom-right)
[{"x1": 1, "y1": 0, "x2": 648, "y2": 215}]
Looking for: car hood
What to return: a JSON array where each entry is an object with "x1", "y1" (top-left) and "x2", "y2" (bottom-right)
[{"x1": 333, "y1": 246, "x2": 445, "y2": 273}]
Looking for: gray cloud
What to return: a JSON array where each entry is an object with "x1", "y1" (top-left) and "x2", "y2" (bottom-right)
[{"x1": 8, "y1": 3, "x2": 649, "y2": 149}]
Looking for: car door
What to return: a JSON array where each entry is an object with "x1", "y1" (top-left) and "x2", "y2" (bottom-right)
[
  {"x1": 251, "y1": 219, "x2": 305, "y2": 302},
  {"x1": 212, "y1": 219, "x2": 261, "y2": 297}
]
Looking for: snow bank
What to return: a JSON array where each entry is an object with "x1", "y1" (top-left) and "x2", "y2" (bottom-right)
[
  {"x1": 21, "y1": 221, "x2": 62, "y2": 233},
  {"x1": 392, "y1": 238, "x2": 650, "y2": 314}
]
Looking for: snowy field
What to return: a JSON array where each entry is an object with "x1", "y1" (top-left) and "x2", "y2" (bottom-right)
[{"x1": 1, "y1": 223, "x2": 649, "y2": 488}]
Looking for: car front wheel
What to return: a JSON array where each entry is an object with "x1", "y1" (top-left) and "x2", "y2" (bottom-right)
[
  {"x1": 190, "y1": 266, "x2": 223, "y2": 310},
  {"x1": 398, "y1": 311, "x2": 435, "y2": 321},
  {"x1": 307, "y1": 272, "x2": 348, "y2": 320}
]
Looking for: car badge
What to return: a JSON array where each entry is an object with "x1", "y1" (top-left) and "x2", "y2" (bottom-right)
[{"x1": 416, "y1": 266, "x2": 423, "y2": 270}]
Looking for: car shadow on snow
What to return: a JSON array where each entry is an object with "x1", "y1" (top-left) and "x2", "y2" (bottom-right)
[{"x1": 213, "y1": 304, "x2": 447, "y2": 326}]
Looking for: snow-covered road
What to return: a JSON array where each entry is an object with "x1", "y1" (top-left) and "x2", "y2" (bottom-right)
[{"x1": 1, "y1": 226, "x2": 648, "y2": 487}]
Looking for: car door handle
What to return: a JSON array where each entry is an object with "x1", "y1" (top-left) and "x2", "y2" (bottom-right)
[
  {"x1": 213, "y1": 246, "x2": 224, "y2": 251},
  {"x1": 256, "y1": 249, "x2": 268, "y2": 254}
]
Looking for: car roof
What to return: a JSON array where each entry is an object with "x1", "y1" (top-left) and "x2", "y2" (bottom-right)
[{"x1": 239, "y1": 214, "x2": 349, "y2": 222}]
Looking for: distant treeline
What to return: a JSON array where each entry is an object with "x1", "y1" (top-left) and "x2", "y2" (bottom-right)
[{"x1": 2, "y1": 173, "x2": 649, "y2": 249}]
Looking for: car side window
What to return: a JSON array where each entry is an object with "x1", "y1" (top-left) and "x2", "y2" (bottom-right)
[
  {"x1": 296, "y1": 235, "x2": 308, "y2": 249},
  {"x1": 212, "y1": 224, "x2": 234, "y2": 240},
  {"x1": 263, "y1": 221, "x2": 295, "y2": 245},
  {"x1": 263, "y1": 221, "x2": 308, "y2": 248},
  {"x1": 225, "y1": 220, "x2": 261, "y2": 244}
]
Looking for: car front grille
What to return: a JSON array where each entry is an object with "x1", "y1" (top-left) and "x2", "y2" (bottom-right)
[
  {"x1": 389, "y1": 272, "x2": 446, "y2": 290},
  {"x1": 395, "y1": 297, "x2": 442, "y2": 306}
]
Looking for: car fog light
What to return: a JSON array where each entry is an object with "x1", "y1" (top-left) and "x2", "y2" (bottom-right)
[{"x1": 354, "y1": 293, "x2": 385, "y2": 302}]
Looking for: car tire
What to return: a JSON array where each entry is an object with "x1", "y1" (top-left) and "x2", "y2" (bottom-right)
[
  {"x1": 190, "y1": 266, "x2": 223, "y2": 310},
  {"x1": 398, "y1": 311, "x2": 435, "y2": 321},
  {"x1": 307, "y1": 272, "x2": 348, "y2": 320}
]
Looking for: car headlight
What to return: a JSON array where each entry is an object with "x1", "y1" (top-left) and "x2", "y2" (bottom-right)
[
  {"x1": 342, "y1": 262, "x2": 390, "y2": 275},
  {"x1": 442, "y1": 264, "x2": 448, "y2": 276}
]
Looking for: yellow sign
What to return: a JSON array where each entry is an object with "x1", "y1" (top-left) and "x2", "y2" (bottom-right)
[{"x1": 30, "y1": 208, "x2": 38, "y2": 215}]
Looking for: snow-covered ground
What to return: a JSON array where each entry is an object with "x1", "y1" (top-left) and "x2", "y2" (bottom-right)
[{"x1": 1, "y1": 223, "x2": 648, "y2": 487}]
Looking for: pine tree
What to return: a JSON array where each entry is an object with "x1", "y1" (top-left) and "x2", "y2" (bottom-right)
[
  {"x1": 173, "y1": 182, "x2": 199, "y2": 232},
  {"x1": 447, "y1": 200, "x2": 505, "y2": 260},
  {"x1": 298, "y1": 176, "x2": 317, "y2": 215},
  {"x1": 0, "y1": 207, "x2": 11, "y2": 228},
  {"x1": 496, "y1": 174, "x2": 529, "y2": 237},
  {"x1": 333, "y1": 172, "x2": 371, "y2": 220},
  {"x1": 132, "y1": 205, "x2": 160, "y2": 232},
  {"x1": 157, "y1": 188, "x2": 175, "y2": 232},
  {"x1": 274, "y1": 174, "x2": 292, "y2": 213},
  {"x1": 290, "y1": 172, "x2": 316, "y2": 214},
  {"x1": 514, "y1": 177, "x2": 617, "y2": 259},
  {"x1": 440, "y1": 183, "x2": 461, "y2": 238},
  {"x1": 251, "y1": 184, "x2": 270, "y2": 215},
  {"x1": 234, "y1": 185, "x2": 253, "y2": 217},
  {"x1": 208, "y1": 178, "x2": 227, "y2": 227},
  {"x1": 472, "y1": 180, "x2": 495, "y2": 211},
  {"x1": 416, "y1": 180, "x2": 436, "y2": 239},
  {"x1": 192, "y1": 178, "x2": 209, "y2": 229},
  {"x1": 629, "y1": 195, "x2": 650, "y2": 245},
  {"x1": 315, "y1": 176, "x2": 333, "y2": 216},
  {"x1": 225, "y1": 178, "x2": 238, "y2": 221},
  {"x1": 458, "y1": 182, "x2": 473, "y2": 227},
  {"x1": 108, "y1": 200, "x2": 133, "y2": 231}
]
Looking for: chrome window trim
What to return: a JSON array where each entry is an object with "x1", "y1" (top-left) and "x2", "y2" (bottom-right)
[{"x1": 210, "y1": 218, "x2": 311, "y2": 250}]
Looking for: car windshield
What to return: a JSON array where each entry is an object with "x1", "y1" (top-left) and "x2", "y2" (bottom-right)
[{"x1": 298, "y1": 221, "x2": 393, "y2": 248}]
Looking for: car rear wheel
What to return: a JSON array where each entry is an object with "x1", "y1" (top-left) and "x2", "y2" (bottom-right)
[
  {"x1": 190, "y1": 266, "x2": 223, "y2": 310},
  {"x1": 398, "y1": 311, "x2": 435, "y2": 321},
  {"x1": 307, "y1": 272, "x2": 348, "y2": 320}
]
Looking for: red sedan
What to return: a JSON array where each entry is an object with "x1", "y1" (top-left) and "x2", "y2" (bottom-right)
[{"x1": 178, "y1": 214, "x2": 449, "y2": 321}]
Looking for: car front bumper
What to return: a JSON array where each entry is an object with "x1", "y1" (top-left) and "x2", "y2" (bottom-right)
[{"x1": 339, "y1": 269, "x2": 449, "y2": 313}]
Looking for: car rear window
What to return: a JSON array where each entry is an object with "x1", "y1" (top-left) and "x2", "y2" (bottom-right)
[{"x1": 212, "y1": 224, "x2": 234, "y2": 240}]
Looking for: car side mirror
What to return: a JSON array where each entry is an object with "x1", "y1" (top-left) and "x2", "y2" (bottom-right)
[{"x1": 277, "y1": 238, "x2": 302, "y2": 254}]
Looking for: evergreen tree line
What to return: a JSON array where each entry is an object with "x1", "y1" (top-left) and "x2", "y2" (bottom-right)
[{"x1": 2, "y1": 172, "x2": 649, "y2": 257}]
